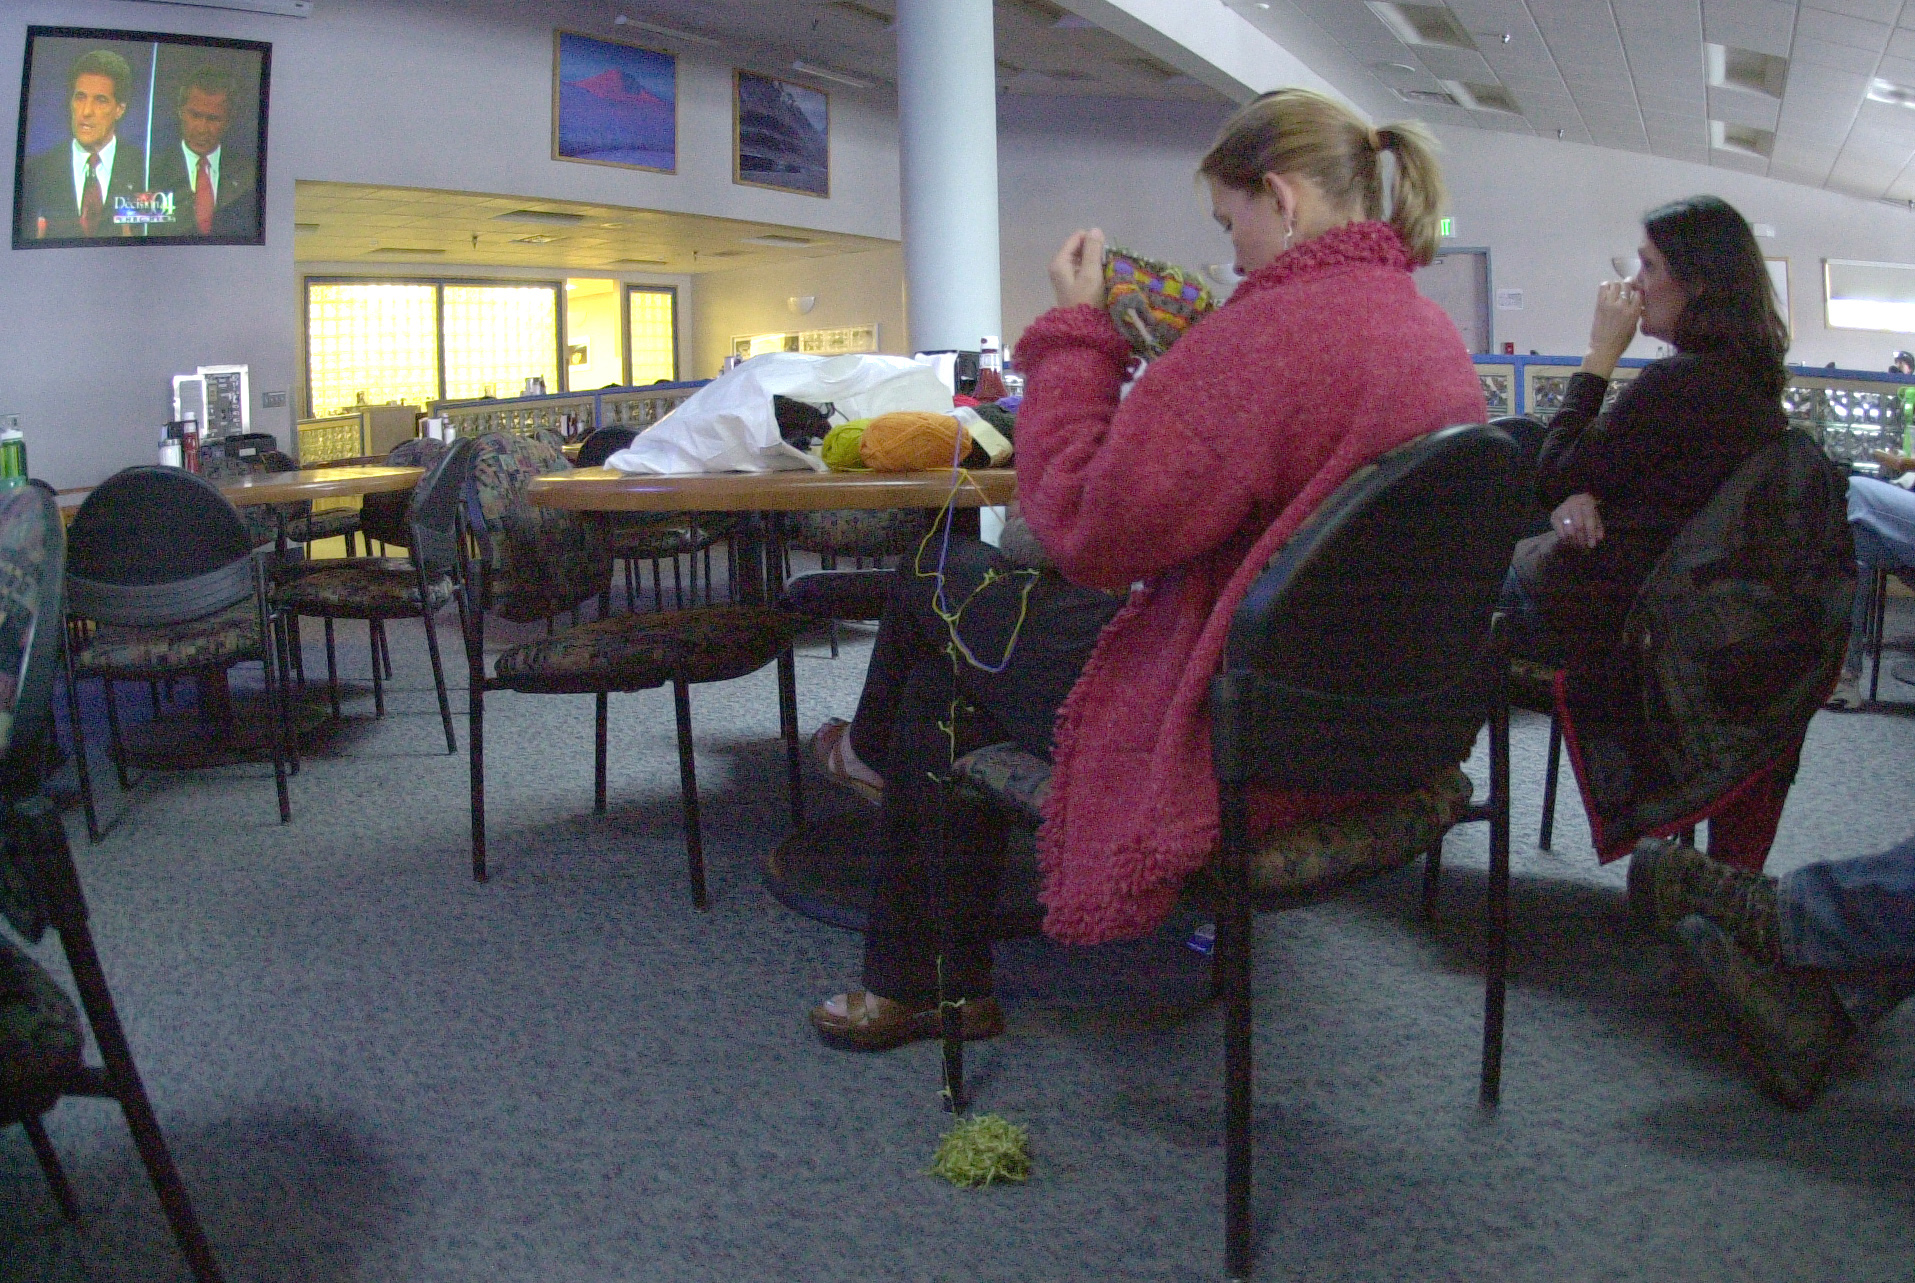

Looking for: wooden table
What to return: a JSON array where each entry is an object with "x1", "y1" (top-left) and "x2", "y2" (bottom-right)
[
  {"x1": 527, "y1": 466, "x2": 1015, "y2": 513},
  {"x1": 216, "y1": 464, "x2": 425, "y2": 506}
]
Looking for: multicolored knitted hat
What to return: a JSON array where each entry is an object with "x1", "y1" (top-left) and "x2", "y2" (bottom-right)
[{"x1": 1104, "y1": 246, "x2": 1216, "y2": 359}]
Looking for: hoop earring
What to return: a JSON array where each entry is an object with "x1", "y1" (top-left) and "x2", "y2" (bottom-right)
[{"x1": 1281, "y1": 214, "x2": 1295, "y2": 253}]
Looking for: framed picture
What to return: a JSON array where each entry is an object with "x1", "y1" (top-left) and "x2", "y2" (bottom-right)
[
  {"x1": 13, "y1": 25, "x2": 270, "y2": 249},
  {"x1": 734, "y1": 70, "x2": 829, "y2": 198},
  {"x1": 552, "y1": 30, "x2": 676, "y2": 173}
]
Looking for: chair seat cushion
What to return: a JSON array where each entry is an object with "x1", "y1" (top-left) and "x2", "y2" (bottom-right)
[
  {"x1": 950, "y1": 745, "x2": 1474, "y2": 897},
  {"x1": 492, "y1": 605, "x2": 798, "y2": 694},
  {"x1": 275, "y1": 558, "x2": 453, "y2": 618},
  {"x1": 73, "y1": 599, "x2": 263, "y2": 676},
  {"x1": 610, "y1": 522, "x2": 716, "y2": 561},
  {"x1": 0, "y1": 937, "x2": 82, "y2": 1119},
  {"x1": 780, "y1": 569, "x2": 895, "y2": 623},
  {"x1": 287, "y1": 508, "x2": 362, "y2": 543}
]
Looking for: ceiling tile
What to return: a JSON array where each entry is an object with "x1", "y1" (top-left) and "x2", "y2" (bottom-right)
[
  {"x1": 1892, "y1": 29, "x2": 1915, "y2": 56},
  {"x1": 1792, "y1": 34, "x2": 1890, "y2": 70},
  {"x1": 1799, "y1": 9, "x2": 1893, "y2": 49},
  {"x1": 1708, "y1": 84, "x2": 1786, "y2": 126},
  {"x1": 1806, "y1": 0, "x2": 1905, "y2": 22},
  {"x1": 1702, "y1": 0, "x2": 1798, "y2": 57}
]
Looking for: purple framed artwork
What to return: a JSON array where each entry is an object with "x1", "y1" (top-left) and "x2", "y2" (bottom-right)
[{"x1": 552, "y1": 30, "x2": 676, "y2": 173}]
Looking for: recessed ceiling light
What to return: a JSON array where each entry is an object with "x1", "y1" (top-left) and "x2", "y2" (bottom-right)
[
  {"x1": 1376, "y1": 61, "x2": 1420, "y2": 75},
  {"x1": 742, "y1": 234, "x2": 815, "y2": 247},
  {"x1": 293, "y1": 222, "x2": 318, "y2": 234},
  {"x1": 1710, "y1": 44, "x2": 1788, "y2": 99},
  {"x1": 513, "y1": 234, "x2": 561, "y2": 244},
  {"x1": 1868, "y1": 77, "x2": 1915, "y2": 108},
  {"x1": 1444, "y1": 79, "x2": 1519, "y2": 113},
  {"x1": 1366, "y1": 2, "x2": 1477, "y2": 51},
  {"x1": 495, "y1": 209, "x2": 586, "y2": 225},
  {"x1": 1711, "y1": 120, "x2": 1774, "y2": 157},
  {"x1": 364, "y1": 246, "x2": 447, "y2": 257},
  {"x1": 1397, "y1": 88, "x2": 1459, "y2": 106},
  {"x1": 611, "y1": 16, "x2": 720, "y2": 46},
  {"x1": 613, "y1": 257, "x2": 669, "y2": 266},
  {"x1": 598, "y1": 222, "x2": 627, "y2": 229},
  {"x1": 790, "y1": 59, "x2": 874, "y2": 89}
]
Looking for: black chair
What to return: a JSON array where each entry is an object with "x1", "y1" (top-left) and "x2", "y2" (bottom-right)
[
  {"x1": 0, "y1": 484, "x2": 225, "y2": 1281},
  {"x1": 61, "y1": 468, "x2": 292, "y2": 841},
  {"x1": 201, "y1": 444, "x2": 360, "y2": 555},
  {"x1": 936, "y1": 424, "x2": 1529, "y2": 1280},
  {"x1": 356, "y1": 436, "x2": 449, "y2": 554},
  {"x1": 576, "y1": 426, "x2": 731, "y2": 613},
  {"x1": 456, "y1": 432, "x2": 803, "y2": 902},
  {"x1": 272, "y1": 438, "x2": 473, "y2": 749}
]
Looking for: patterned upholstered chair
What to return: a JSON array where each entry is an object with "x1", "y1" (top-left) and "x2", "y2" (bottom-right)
[
  {"x1": 61, "y1": 468, "x2": 292, "y2": 842},
  {"x1": 200, "y1": 446, "x2": 361, "y2": 554},
  {"x1": 930, "y1": 425, "x2": 1528, "y2": 1280},
  {"x1": 357, "y1": 436, "x2": 448, "y2": 553},
  {"x1": 458, "y1": 432, "x2": 802, "y2": 902},
  {"x1": 272, "y1": 439, "x2": 472, "y2": 749},
  {"x1": 0, "y1": 485, "x2": 225, "y2": 1281}
]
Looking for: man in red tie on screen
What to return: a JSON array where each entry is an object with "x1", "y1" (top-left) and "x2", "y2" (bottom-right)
[
  {"x1": 17, "y1": 49, "x2": 146, "y2": 240},
  {"x1": 148, "y1": 65, "x2": 256, "y2": 239}
]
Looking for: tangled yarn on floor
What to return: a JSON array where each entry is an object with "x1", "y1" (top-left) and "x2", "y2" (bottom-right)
[{"x1": 930, "y1": 1113, "x2": 1031, "y2": 1188}]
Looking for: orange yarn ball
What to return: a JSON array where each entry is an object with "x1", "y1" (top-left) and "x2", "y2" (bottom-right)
[{"x1": 858, "y1": 411, "x2": 971, "y2": 471}]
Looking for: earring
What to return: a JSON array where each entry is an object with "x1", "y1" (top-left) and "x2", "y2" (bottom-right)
[{"x1": 1281, "y1": 213, "x2": 1295, "y2": 252}]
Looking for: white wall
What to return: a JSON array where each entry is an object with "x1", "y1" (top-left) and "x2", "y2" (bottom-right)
[
  {"x1": 1437, "y1": 126, "x2": 1915, "y2": 370},
  {"x1": 0, "y1": 0, "x2": 901, "y2": 488},
  {"x1": 997, "y1": 95, "x2": 1232, "y2": 351},
  {"x1": 690, "y1": 247, "x2": 905, "y2": 380}
]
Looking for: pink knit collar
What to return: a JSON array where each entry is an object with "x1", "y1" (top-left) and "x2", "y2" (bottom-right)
[{"x1": 1230, "y1": 220, "x2": 1409, "y2": 300}]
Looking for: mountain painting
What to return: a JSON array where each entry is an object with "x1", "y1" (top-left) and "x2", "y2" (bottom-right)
[
  {"x1": 734, "y1": 71, "x2": 829, "y2": 197},
  {"x1": 554, "y1": 31, "x2": 676, "y2": 172}
]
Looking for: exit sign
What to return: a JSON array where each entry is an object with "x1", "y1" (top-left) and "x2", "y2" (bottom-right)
[{"x1": 1439, "y1": 217, "x2": 1454, "y2": 238}]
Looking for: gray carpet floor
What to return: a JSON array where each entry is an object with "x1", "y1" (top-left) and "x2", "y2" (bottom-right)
[{"x1": 3, "y1": 591, "x2": 1912, "y2": 1281}]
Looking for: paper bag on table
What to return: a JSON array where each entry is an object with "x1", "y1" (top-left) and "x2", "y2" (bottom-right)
[{"x1": 603, "y1": 353, "x2": 955, "y2": 475}]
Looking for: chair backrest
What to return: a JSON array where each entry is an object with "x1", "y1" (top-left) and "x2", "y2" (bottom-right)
[
  {"x1": 0, "y1": 485, "x2": 66, "y2": 940},
  {"x1": 575, "y1": 426, "x2": 636, "y2": 468},
  {"x1": 65, "y1": 468, "x2": 257, "y2": 626},
  {"x1": 463, "y1": 432, "x2": 611, "y2": 622},
  {"x1": 358, "y1": 437, "x2": 449, "y2": 549},
  {"x1": 1212, "y1": 423, "x2": 1528, "y2": 794},
  {"x1": 407, "y1": 437, "x2": 476, "y2": 578},
  {"x1": 1491, "y1": 414, "x2": 1554, "y2": 541}
]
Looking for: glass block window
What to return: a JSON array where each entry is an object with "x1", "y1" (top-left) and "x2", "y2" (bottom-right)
[
  {"x1": 442, "y1": 283, "x2": 561, "y2": 401},
  {"x1": 305, "y1": 282, "x2": 438, "y2": 418},
  {"x1": 627, "y1": 285, "x2": 679, "y2": 384}
]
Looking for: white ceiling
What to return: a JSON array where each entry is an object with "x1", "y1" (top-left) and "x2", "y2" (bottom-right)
[{"x1": 1226, "y1": 0, "x2": 1915, "y2": 204}]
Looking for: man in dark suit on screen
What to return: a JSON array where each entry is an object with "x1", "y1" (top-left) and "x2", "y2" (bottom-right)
[
  {"x1": 17, "y1": 49, "x2": 147, "y2": 240},
  {"x1": 147, "y1": 64, "x2": 255, "y2": 238}
]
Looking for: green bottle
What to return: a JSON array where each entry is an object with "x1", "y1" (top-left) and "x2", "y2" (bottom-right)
[{"x1": 0, "y1": 424, "x2": 26, "y2": 490}]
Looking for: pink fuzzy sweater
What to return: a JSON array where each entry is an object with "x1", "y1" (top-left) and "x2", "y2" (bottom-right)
[{"x1": 1013, "y1": 221, "x2": 1487, "y2": 945}]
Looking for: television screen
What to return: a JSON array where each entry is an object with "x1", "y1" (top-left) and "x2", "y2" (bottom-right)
[{"x1": 12, "y1": 26, "x2": 269, "y2": 249}]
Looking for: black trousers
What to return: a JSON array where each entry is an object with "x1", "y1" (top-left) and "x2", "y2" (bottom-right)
[{"x1": 854, "y1": 539, "x2": 1124, "y2": 1004}]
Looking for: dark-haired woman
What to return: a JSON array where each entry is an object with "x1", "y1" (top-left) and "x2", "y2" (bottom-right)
[{"x1": 1511, "y1": 194, "x2": 1793, "y2": 868}]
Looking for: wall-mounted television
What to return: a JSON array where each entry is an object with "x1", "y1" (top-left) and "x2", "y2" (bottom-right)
[{"x1": 12, "y1": 26, "x2": 269, "y2": 249}]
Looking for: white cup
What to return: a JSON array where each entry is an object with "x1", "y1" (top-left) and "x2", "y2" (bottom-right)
[{"x1": 158, "y1": 441, "x2": 183, "y2": 468}]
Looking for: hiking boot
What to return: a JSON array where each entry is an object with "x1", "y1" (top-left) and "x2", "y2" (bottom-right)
[
  {"x1": 1627, "y1": 838, "x2": 1782, "y2": 965},
  {"x1": 1675, "y1": 915, "x2": 1854, "y2": 1110}
]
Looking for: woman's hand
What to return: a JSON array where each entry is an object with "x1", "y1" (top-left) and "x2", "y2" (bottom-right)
[
  {"x1": 1872, "y1": 449, "x2": 1915, "y2": 479},
  {"x1": 1551, "y1": 492, "x2": 1604, "y2": 550},
  {"x1": 1581, "y1": 280, "x2": 1643, "y2": 379},
  {"x1": 1049, "y1": 228, "x2": 1107, "y2": 309}
]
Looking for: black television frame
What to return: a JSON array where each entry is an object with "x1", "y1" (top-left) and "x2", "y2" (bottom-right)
[{"x1": 12, "y1": 25, "x2": 270, "y2": 250}]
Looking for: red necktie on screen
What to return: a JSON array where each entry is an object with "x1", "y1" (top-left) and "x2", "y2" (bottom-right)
[
  {"x1": 79, "y1": 154, "x2": 102, "y2": 236},
  {"x1": 195, "y1": 155, "x2": 213, "y2": 234}
]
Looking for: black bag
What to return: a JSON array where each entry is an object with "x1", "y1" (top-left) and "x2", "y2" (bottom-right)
[{"x1": 772, "y1": 396, "x2": 833, "y2": 447}]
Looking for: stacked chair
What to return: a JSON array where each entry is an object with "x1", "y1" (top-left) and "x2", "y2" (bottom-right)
[
  {"x1": 456, "y1": 432, "x2": 804, "y2": 904},
  {"x1": 932, "y1": 424, "x2": 1529, "y2": 1280},
  {"x1": 0, "y1": 484, "x2": 225, "y2": 1281},
  {"x1": 271, "y1": 439, "x2": 471, "y2": 750},
  {"x1": 60, "y1": 468, "x2": 292, "y2": 841}
]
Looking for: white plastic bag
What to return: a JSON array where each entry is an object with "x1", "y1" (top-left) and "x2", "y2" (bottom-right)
[{"x1": 603, "y1": 352, "x2": 955, "y2": 474}]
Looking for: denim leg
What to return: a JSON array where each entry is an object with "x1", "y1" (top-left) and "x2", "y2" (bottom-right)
[
  {"x1": 1498, "y1": 565, "x2": 1551, "y2": 663},
  {"x1": 1778, "y1": 834, "x2": 1915, "y2": 1027},
  {"x1": 1843, "y1": 522, "x2": 1894, "y2": 676},
  {"x1": 1845, "y1": 477, "x2": 1915, "y2": 675}
]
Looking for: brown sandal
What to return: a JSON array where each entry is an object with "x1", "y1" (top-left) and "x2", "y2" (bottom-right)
[
  {"x1": 810, "y1": 718, "x2": 883, "y2": 805},
  {"x1": 809, "y1": 990, "x2": 1005, "y2": 1052}
]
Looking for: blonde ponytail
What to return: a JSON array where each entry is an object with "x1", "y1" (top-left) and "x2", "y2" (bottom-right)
[
  {"x1": 1373, "y1": 121, "x2": 1446, "y2": 267},
  {"x1": 1200, "y1": 89, "x2": 1449, "y2": 267}
]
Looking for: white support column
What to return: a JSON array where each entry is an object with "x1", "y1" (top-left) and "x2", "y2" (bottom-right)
[{"x1": 896, "y1": 0, "x2": 1001, "y2": 355}]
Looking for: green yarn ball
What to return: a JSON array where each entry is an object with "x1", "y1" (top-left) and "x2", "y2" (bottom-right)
[
  {"x1": 820, "y1": 419, "x2": 873, "y2": 471},
  {"x1": 930, "y1": 1113, "x2": 1031, "y2": 1188}
]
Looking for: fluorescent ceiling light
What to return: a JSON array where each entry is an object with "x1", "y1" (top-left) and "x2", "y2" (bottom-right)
[
  {"x1": 495, "y1": 209, "x2": 586, "y2": 225},
  {"x1": 790, "y1": 60, "x2": 874, "y2": 89},
  {"x1": 127, "y1": 0, "x2": 311, "y2": 17},
  {"x1": 741, "y1": 234, "x2": 814, "y2": 247},
  {"x1": 612, "y1": 16, "x2": 721, "y2": 47},
  {"x1": 1443, "y1": 80, "x2": 1519, "y2": 113},
  {"x1": 365, "y1": 246, "x2": 446, "y2": 257},
  {"x1": 513, "y1": 234, "x2": 560, "y2": 244},
  {"x1": 1708, "y1": 44, "x2": 1788, "y2": 100},
  {"x1": 613, "y1": 257, "x2": 669, "y2": 266},
  {"x1": 1711, "y1": 120, "x2": 1774, "y2": 157},
  {"x1": 1366, "y1": 2, "x2": 1477, "y2": 51},
  {"x1": 1397, "y1": 87, "x2": 1459, "y2": 106},
  {"x1": 293, "y1": 222, "x2": 318, "y2": 234},
  {"x1": 1868, "y1": 78, "x2": 1915, "y2": 108}
]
